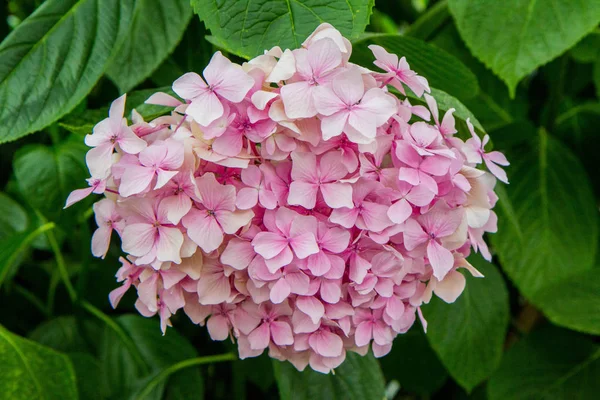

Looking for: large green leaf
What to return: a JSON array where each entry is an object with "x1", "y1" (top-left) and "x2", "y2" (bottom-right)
[
  {"x1": 13, "y1": 141, "x2": 88, "y2": 219},
  {"x1": 351, "y1": 33, "x2": 479, "y2": 101},
  {"x1": 29, "y1": 316, "x2": 95, "y2": 354},
  {"x1": 379, "y1": 328, "x2": 448, "y2": 396},
  {"x1": 423, "y1": 254, "x2": 509, "y2": 392},
  {"x1": 430, "y1": 23, "x2": 529, "y2": 132},
  {"x1": 491, "y1": 131, "x2": 599, "y2": 300},
  {"x1": 191, "y1": 0, "x2": 375, "y2": 59},
  {"x1": 448, "y1": 0, "x2": 600, "y2": 97},
  {"x1": 0, "y1": 192, "x2": 28, "y2": 240},
  {"x1": 570, "y1": 31, "x2": 600, "y2": 63},
  {"x1": 0, "y1": 0, "x2": 133, "y2": 143},
  {"x1": 273, "y1": 351, "x2": 385, "y2": 400},
  {"x1": 0, "y1": 324, "x2": 78, "y2": 400},
  {"x1": 100, "y1": 315, "x2": 203, "y2": 399},
  {"x1": 533, "y1": 270, "x2": 600, "y2": 335},
  {"x1": 106, "y1": 0, "x2": 192, "y2": 92},
  {"x1": 488, "y1": 326, "x2": 600, "y2": 400},
  {"x1": 68, "y1": 353, "x2": 110, "y2": 400}
]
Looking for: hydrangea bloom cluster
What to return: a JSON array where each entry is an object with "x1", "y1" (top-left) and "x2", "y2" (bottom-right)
[{"x1": 66, "y1": 24, "x2": 508, "y2": 373}]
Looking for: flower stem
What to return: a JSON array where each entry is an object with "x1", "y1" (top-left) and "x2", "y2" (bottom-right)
[{"x1": 134, "y1": 353, "x2": 237, "y2": 399}]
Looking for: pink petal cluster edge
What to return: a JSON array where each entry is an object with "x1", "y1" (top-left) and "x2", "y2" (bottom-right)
[{"x1": 66, "y1": 23, "x2": 508, "y2": 373}]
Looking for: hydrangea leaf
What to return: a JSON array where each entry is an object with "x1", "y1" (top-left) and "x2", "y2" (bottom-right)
[
  {"x1": 273, "y1": 352, "x2": 385, "y2": 400},
  {"x1": 106, "y1": 0, "x2": 193, "y2": 92},
  {"x1": 570, "y1": 31, "x2": 600, "y2": 64},
  {"x1": 0, "y1": 192, "x2": 28, "y2": 240},
  {"x1": 13, "y1": 141, "x2": 88, "y2": 219},
  {"x1": 0, "y1": 0, "x2": 134, "y2": 143},
  {"x1": 100, "y1": 315, "x2": 203, "y2": 399},
  {"x1": 491, "y1": 131, "x2": 599, "y2": 300},
  {"x1": 191, "y1": 0, "x2": 375, "y2": 59},
  {"x1": 379, "y1": 328, "x2": 448, "y2": 396},
  {"x1": 448, "y1": 0, "x2": 600, "y2": 97},
  {"x1": 488, "y1": 326, "x2": 600, "y2": 400},
  {"x1": 351, "y1": 33, "x2": 480, "y2": 101},
  {"x1": 29, "y1": 316, "x2": 97, "y2": 354},
  {"x1": 430, "y1": 23, "x2": 529, "y2": 132},
  {"x1": 0, "y1": 324, "x2": 78, "y2": 400},
  {"x1": 423, "y1": 254, "x2": 509, "y2": 392},
  {"x1": 532, "y1": 270, "x2": 600, "y2": 335}
]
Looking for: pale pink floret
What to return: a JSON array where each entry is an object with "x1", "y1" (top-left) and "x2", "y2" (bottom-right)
[
  {"x1": 403, "y1": 203, "x2": 465, "y2": 280},
  {"x1": 369, "y1": 44, "x2": 430, "y2": 97},
  {"x1": 64, "y1": 177, "x2": 106, "y2": 208},
  {"x1": 182, "y1": 173, "x2": 254, "y2": 253},
  {"x1": 236, "y1": 165, "x2": 278, "y2": 210},
  {"x1": 84, "y1": 95, "x2": 147, "y2": 178},
  {"x1": 280, "y1": 38, "x2": 342, "y2": 119},
  {"x1": 314, "y1": 69, "x2": 397, "y2": 144},
  {"x1": 119, "y1": 139, "x2": 185, "y2": 197},
  {"x1": 463, "y1": 119, "x2": 510, "y2": 183},
  {"x1": 251, "y1": 208, "x2": 319, "y2": 272},
  {"x1": 287, "y1": 151, "x2": 353, "y2": 209},
  {"x1": 173, "y1": 51, "x2": 254, "y2": 126},
  {"x1": 121, "y1": 198, "x2": 184, "y2": 265},
  {"x1": 91, "y1": 198, "x2": 124, "y2": 258}
]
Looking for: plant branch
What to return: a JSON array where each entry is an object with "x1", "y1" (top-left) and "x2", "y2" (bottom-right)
[{"x1": 134, "y1": 353, "x2": 237, "y2": 399}]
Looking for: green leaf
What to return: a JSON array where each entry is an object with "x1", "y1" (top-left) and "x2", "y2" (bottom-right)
[
  {"x1": 488, "y1": 326, "x2": 600, "y2": 400},
  {"x1": 0, "y1": 192, "x2": 28, "y2": 240},
  {"x1": 448, "y1": 0, "x2": 600, "y2": 97},
  {"x1": 0, "y1": 0, "x2": 133, "y2": 143},
  {"x1": 273, "y1": 351, "x2": 385, "y2": 400},
  {"x1": 29, "y1": 316, "x2": 94, "y2": 354},
  {"x1": 106, "y1": 0, "x2": 192, "y2": 92},
  {"x1": 0, "y1": 223, "x2": 56, "y2": 288},
  {"x1": 423, "y1": 254, "x2": 509, "y2": 392},
  {"x1": 191, "y1": 0, "x2": 375, "y2": 59},
  {"x1": 351, "y1": 33, "x2": 479, "y2": 101},
  {"x1": 379, "y1": 327, "x2": 447, "y2": 396},
  {"x1": 68, "y1": 352, "x2": 110, "y2": 400},
  {"x1": 570, "y1": 31, "x2": 600, "y2": 63},
  {"x1": 430, "y1": 23, "x2": 529, "y2": 132},
  {"x1": 406, "y1": 0, "x2": 451, "y2": 41},
  {"x1": 100, "y1": 315, "x2": 203, "y2": 399},
  {"x1": 533, "y1": 270, "x2": 600, "y2": 335},
  {"x1": 13, "y1": 141, "x2": 88, "y2": 218},
  {"x1": 491, "y1": 130, "x2": 599, "y2": 300},
  {"x1": 594, "y1": 55, "x2": 600, "y2": 98},
  {"x1": 0, "y1": 324, "x2": 78, "y2": 400},
  {"x1": 233, "y1": 353, "x2": 275, "y2": 395}
]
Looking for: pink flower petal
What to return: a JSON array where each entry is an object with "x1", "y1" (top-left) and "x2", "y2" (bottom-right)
[
  {"x1": 427, "y1": 240, "x2": 455, "y2": 280},
  {"x1": 270, "y1": 321, "x2": 294, "y2": 346},
  {"x1": 182, "y1": 209, "x2": 224, "y2": 253}
]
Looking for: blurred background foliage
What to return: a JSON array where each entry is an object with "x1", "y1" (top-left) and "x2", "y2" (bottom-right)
[{"x1": 0, "y1": 0, "x2": 599, "y2": 399}]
